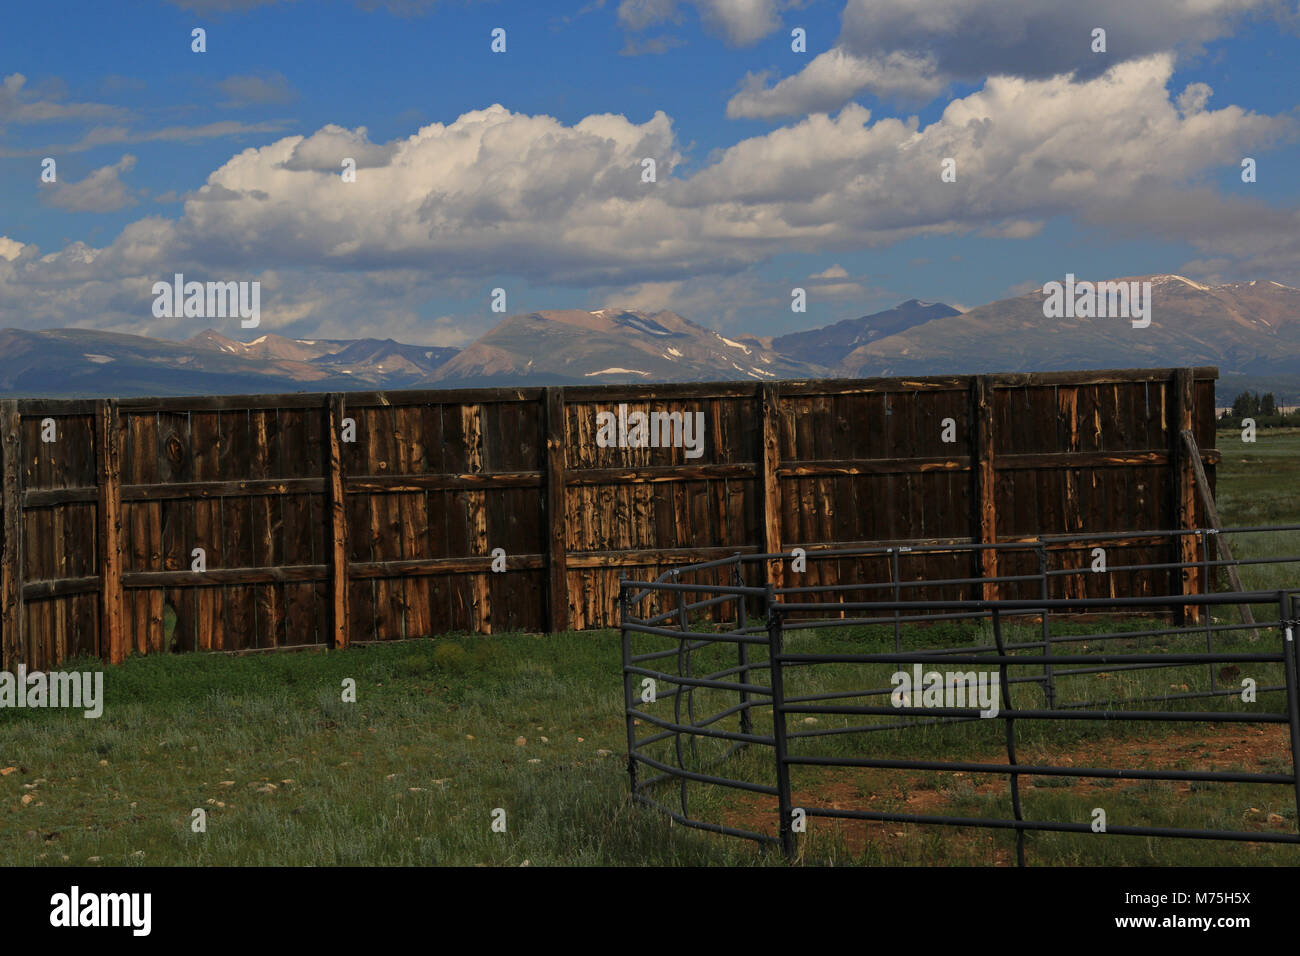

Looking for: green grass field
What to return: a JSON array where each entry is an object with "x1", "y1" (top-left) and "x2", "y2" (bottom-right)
[{"x1": 2, "y1": 429, "x2": 1298, "y2": 866}]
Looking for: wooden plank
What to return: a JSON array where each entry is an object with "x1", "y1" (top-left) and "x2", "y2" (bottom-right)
[
  {"x1": 248, "y1": 409, "x2": 284, "y2": 648},
  {"x1": 780, "y1": 457, "x2": 968, "y2": 476},
  {"x1": 544, "y1": 388, "x2": 569, "y2": 633},
  {"x1": 217, "y1": 409, "x2": 253, "y2": 652},
  {"x1": 1, "y1": 401, "x2": 24, "y2": 671},
  {"x1": 190, "y1": 410, "x2": 222, "y2": 651},
  {"x1": 567, "y1": 545, "x2": 761, "y2": 568},
  {"x1": 23, "y1": 576, "x2": 101, "y2": 600},
  {"x1": 971, "y1": 377, "x2": 998, "y2": 601},
  {"x1": 351, "y1": 555, "x2": 545, "y2": 578},
  {"x1": 759, "y1": 385, "x2": 782, "y2": 588},
  {"x1": 123, "y1": 566, "x2": 328, "y2": 587},
  {"x1": 346, "y1": 472, "x2": 541, "y2": 492},
  {"x1": 1182, "y1": 429, "x2": 1257, "y2": 638},
  {"x1": 462, "y1": 404, "x2": 490, "y2": 633},
  {"x1": 95, "y1": 400, "x2": 126, "y2": 664},
  {"x1": 1172, "y1": 368, "x2": 1198, "y2": 622},
  {"x1": 565, "y1": 463, "x2": 755, "y2": 485},
  {"x1": 326, "y1": 395, "x2": 350, "y2": 649},
  {"x1": 395, "y1": 403, "x2": 431, "y2": 640},
  {"x1": 119, "y1": 477, "x2": 325, "y2": 500}
]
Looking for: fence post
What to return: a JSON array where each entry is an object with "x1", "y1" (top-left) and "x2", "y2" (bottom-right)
[
  {"x1": 766, "y1": 586, "x2": 795, "y2": 860},
  {"x1": 1171, "y1": 369, "x2": 1198, "y2": 624},
  {"x1": 326, "y1": 394, "x2": 350, "y2": 650},
  {"x1": 1278, "y1": 592, "x2": 1300, "y2": 833},
  {"x1": 732, "y1": 557, "x2": 753, "y2": 737},
  {"x1": 619, "y1": 583, "x2": 638, "y2": 792},
  {"x1": 95, "y1": 400, "x2": 125, "y2": 665},
  {"x1": 1037, "y1": 543, "x2": 1055, "y2": 709},
  {"x1": 971, "y1": 376, "x2": 998, "y2": 601},
  {"x1": 759, "y1": 384, "x2": 783, "y2": 590},
  {"x1": 1, "y1": 401, "x2": 23, "y2": 672},
  {"x1": 544, "y1": 388, "x2": 569, "y2": 633}
]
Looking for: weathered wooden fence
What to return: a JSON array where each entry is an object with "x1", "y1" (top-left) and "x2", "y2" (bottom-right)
[{"x1": 0, "y1": 367, "x2": 1217, "y2": 671}]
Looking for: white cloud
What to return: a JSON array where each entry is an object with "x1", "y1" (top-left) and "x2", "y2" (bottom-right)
[
  {"x1": 41, "y1": 155, "x2": 139, "y2": 213},
  {"x1": 0, "y1": 238, "x2": 26, "y2": 262},
  {"x1": 618, "y1": 0, "x2": 784, "y2": 46},
  {"x1": 727, "y1": 48, "x2": 944, "y2": 118},
  {"x1": 979, "y1": 219, "x2": 1045, "y2": 240},
  {"x1": 2, "y1": 57, "x2": 1293, "y2": 332},
  {"x1": 733, "y1": 0, "x2": 1281, "y2": 117},
  {"x1": 0, "y1": 73, "x2": 126, "y2": 124}
]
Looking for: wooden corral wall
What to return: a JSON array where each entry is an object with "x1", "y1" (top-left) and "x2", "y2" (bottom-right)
[{"x1": 0, "y1": 367, "x2": 1218, "y2": 670}]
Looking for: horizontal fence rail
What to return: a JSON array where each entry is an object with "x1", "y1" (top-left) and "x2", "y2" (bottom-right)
[
  {"x1": 1, "y1": 367, "x2": 1217, "y2": 671},
  {"x1": 620, "y1": 538, "x2": 1300, "y2": 865}
]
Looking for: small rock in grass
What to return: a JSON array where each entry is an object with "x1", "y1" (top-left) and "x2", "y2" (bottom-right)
[
  {"x1": 596, "y1": 749, "x2": 613, "y2": 757},
  {"x1": 802, "y1": 717, "x2": 818, "y2": 725},
  {"x1": 528, "y1": 758, "x2": 541, "y2": 764},
  {"x1": 515, "y1": 737, "x2": 527, "y2": 746}
]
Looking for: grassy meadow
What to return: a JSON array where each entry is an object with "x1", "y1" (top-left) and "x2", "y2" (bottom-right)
[{"x1": 1, "y1": 429, "x2": 1298, "y2": 866}]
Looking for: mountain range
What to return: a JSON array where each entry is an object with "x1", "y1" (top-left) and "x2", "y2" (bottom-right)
[{"x1": 3, "y1": 275, "x2": 1298, "y2": 402}]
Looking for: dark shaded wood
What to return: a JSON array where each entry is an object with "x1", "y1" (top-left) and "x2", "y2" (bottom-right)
[
  {"x1": 780, "y1": 457, "x2": 968, "y2": 477},
  {"x1": 566, "y1": 463, "x2": 755, "y2": 485},
  {"x1": 1, "y1": 402, "x2": 24, "y2": 671},
  {"x1": 95, "y1": 401, "x2": 125, "y2": 664},
  {"x1": 544, "y1": 388, "x2": 569, "y2": 633},
  {"x1": 346, "y1": 472, "x2": 541, "y2": 492},
  {"x1": 971, "y1": 376, "x2": 998, "y2": 601},
  {"x1": 123, "y1": 566, "x2": 327, "y2": 587},
  {"x1": 351, "y1": 554, "x2": 545, "y2": 578},
  {"x1": 1, "y1": 367, "x2": 1223, "y2": 662},
  {"x1": 759, "y1": 386, "x2": 782, "y2": 590},
  {"x1": 327, "y1": 395, "x2": 350, "y2": 649},
  {"x1": 1172, "y1": 369, "x2": 1199, "y2": 622},
  {"x1": 23, "y1": 576, "x2": 100, "y2": 600}
]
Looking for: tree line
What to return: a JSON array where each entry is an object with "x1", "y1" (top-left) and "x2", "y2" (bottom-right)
[{"x1": 1218, "y1": 390, "x2": 1300, "y2": 428}]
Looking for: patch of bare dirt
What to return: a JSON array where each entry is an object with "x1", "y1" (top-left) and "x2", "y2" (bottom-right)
[{"x1": 719, "y1": 724, "x2": 1293, "y2": 864}]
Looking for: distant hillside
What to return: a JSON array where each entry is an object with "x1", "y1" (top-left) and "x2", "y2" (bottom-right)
[
  {"x1": 0, "y1": 327, "x2": 460, "y2": 397},
  {"x1": 428, "y1": 308, "x2": 824, "y2": 385},
  {"x1": 772, "y1": 299, "x2": 960, "y2": 367},
  {"x1": 834, "y1": 276, "x2": 1300, "y2": 403},
  {"x1": 4, "y1": 275, "x2": 1300, "y2": 401}
]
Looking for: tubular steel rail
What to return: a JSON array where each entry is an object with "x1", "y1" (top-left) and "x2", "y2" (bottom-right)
[{"x1": 619, "y1": 525, "x2": 1300, "y2": 864}]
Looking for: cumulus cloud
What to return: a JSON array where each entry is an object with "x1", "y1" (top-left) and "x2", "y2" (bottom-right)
[
  {"x1": 41, "y1": 155, "x2": 140, "y2": 213},
  {"x1": 730, "y1": 0, "x2": 1280, "y2": 116},
  {"x1": 279, "y1": 124, "x2": 397, "y2": 171},
  {"x1": 1, "y1": 56, "x2": 1294, "y2": 333},
  {"x1": 728, "y1": 49, "x2": 944, "y2": 118}
]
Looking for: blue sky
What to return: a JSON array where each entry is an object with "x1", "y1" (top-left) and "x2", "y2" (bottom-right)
[{"x1": 2, "y1": 0, "x2": 1299, "y2": 345}]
